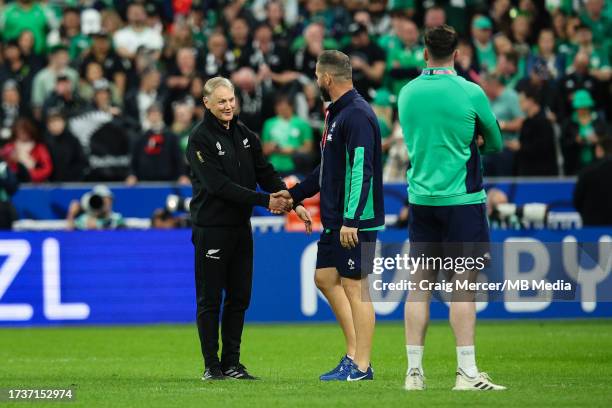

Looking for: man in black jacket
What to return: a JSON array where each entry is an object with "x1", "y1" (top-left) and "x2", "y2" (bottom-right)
[
  {"x1": 515, "y1": 87, "x2": 559, "y2": 176},
  {"x1": 574, "y1": 137, "x2": 612, "y2": 226},
  {"x1": 186, "y1": 76, "x2": 312, "y2": 381}
]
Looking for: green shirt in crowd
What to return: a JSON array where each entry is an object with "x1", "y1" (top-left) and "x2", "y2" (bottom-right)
[
  {"x1": 475, "y1": 41, "x2": 497, "y2": 73},
  {"x1": 490, "y1": 87, "x2": 524, "y2": 141},
  {"x1": 385, "y1": 44, "x2": 426, "y2": 96},
  {"x1": 398, "y1": 67, "x2": 502, "y2": 206},
  {"x1": 0, "y1": 2, "x2": 56, "y2": 55},
  {"x1": 262, "y1": 115, "x2": 313, "y2": 173}
]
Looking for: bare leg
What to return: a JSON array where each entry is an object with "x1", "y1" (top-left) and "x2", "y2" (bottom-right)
[
  {"x1": 315, "y1": 268, "x2": 356, "y2": 357},
  {"x1": 341, "y1": 277, "x2": 375, "y2": 371}
]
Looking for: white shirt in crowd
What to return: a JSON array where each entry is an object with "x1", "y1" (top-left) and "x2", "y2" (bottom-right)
[{"x1": 113, "y1": 26, "x2": 163, "y2": 55}]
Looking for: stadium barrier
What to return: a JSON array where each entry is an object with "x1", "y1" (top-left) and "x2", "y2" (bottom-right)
[{"x1": 0, "y1": 227, "x2": 610, "y2": 327}]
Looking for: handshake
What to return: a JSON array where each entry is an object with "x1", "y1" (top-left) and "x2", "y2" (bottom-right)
[
  {"x1": 268, "y1": 189, "x2": 313, "y2": 234},
  {"x1": 268, "y1": 190, "x2": 293, "y2": 214}
]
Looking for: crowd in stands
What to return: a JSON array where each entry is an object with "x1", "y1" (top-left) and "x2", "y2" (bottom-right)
[{"x1": 0, "y1": 0, "x2": 609, "y2": 190}]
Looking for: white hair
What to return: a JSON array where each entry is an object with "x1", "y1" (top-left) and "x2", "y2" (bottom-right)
[{"x1": 203, "y1": 77, "x2": 234, "y2": 99}]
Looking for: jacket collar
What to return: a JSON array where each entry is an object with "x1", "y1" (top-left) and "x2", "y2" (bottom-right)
[
  {"x1": 204, "y1": 108, "x2": 237, "y2": 133},
  {"x1": 327, "y1": 88, "x2": 358, "y2": 115}
]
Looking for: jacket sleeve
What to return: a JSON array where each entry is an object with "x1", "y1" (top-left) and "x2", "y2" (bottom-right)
[
  {"x1": 29, "y1": 144, "x2": 53, "y2": 183},
  {"x1": 288, "y1": 164, "x2": 320, "y2": 203},
  {"x1": 186, "y1": 135, "x2": 269, "y2": 208},
  {"x1": 343, "y1": 112, "x2": 376, "y2": 228},
  {"x1": 471, "y1": 87, "x2": 503, "y2": 154},
  {"x1": 248, "y1": 129, "x2": 286, "y2": 193}
]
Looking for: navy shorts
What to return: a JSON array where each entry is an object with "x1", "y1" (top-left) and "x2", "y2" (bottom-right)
[
  {"x1": 408, "y1": 203, "x2": 490, "y2": 260},
  {"x1": 316, "y1": 229, "x2": 378, "y2": 279}
]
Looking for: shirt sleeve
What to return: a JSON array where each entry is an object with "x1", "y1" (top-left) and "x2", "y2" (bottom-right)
[
  {"x1": 471, "y1": 86, "x2": 503, "y2": 154},
  {"x1": 288, "y1": 164, "x2": 320, "y2": 202},
  {"x1": 343, "y1": 111, "x2": 376, "y2": 228},
  {"x1": 186, "y1": 135, "x2": 269, "y2": 208}
]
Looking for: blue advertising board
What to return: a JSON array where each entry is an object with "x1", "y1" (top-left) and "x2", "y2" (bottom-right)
[{"x1": 0, "y1": 228, "x2": 610, "y2": 327}]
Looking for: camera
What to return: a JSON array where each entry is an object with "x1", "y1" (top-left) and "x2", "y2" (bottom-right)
[{"x1": 166, "y1": 194, "x2": 191, "y2": 213}]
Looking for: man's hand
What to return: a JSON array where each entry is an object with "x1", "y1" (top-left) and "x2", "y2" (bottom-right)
[
  {"x1": 340, "y1": 225, "x2": 359, "y2": 249},
  {"x1": 268, "y1": 190, "x2": 293, "y2": 214},
  {"x1": 269, "y1": 195, "x2": 292, "y2": 214},
  {"x1": 295, "y1": 205, "x2": 313, "y2": 234}
]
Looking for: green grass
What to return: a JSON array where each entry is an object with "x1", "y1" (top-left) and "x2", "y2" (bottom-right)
[{"x1": 0, "y1": 320, "x2": 611, "y2": 407}]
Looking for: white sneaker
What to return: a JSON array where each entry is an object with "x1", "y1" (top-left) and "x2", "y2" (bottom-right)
[
  {"x1": 452, "y1": 368, "x2": 506, "y2": 391},
  {"x1": 404, "y1": 368, "x2": 425, "y2": 390}
]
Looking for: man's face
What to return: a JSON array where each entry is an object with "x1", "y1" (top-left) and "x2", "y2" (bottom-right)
[
  {"x1": 315, "y1": 63, "x2": 331, "y2": 102},
  {"x1": 518, "y1": 93, "x2": 531, "y2": 113},
  {"x1": 47, "y1": 116, "x2": 66, "y2": 136},
  {"x1": 128, "y1": 4, "x2": 146, "y2": 26},
  {"x1": 204, "y1": 86, "x2": 236, "y2": 122},
  {"x1": 425, "y1": 9, "x2": 445, "y2": 28}
]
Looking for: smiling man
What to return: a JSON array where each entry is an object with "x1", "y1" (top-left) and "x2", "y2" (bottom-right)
[{"x1": 186, "y1": 76, "x2": 312, "y2": 381}]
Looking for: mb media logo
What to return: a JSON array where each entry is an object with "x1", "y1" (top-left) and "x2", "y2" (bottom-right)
[
  {"x1": 348, "y1": 258, "x2": 356, "y2": 270},
  {"x1": 206, "y1": 249, "x2": 221, "y2": 260}
]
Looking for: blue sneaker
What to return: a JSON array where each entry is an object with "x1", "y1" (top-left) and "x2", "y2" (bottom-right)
[
  {"x1": 319, "y1": 355, "x2": 353, "y2": 381},
  {"x1": 345, "y1": 362, "x2": 374, "y2": 381}
]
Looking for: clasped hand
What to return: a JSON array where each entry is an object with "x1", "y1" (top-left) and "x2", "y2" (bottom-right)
[{"x1": 268, "y1": 190, "x2": 293, "y2": 214}]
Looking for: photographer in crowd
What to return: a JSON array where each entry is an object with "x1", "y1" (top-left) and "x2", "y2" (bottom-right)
[{"x1": 66, "y1": 184, "x2": 124, "y2": 230}]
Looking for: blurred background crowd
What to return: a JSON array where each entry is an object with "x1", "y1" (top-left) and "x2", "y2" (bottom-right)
[{"x1": 0, "y1": 0, "x2": 609, "y2": 191}]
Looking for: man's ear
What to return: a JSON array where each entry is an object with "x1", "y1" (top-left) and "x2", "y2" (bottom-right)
[
  {"x1": 202, "y1": 97, "x2": 209, "y2": 109},
  {"x1": 423, "y1": 48, "x2": 429, "y2": 62},
  {"x1": 452, "y1": 49, "x2": 459, "y2": 62}
]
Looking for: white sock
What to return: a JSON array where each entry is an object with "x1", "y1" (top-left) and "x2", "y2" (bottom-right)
[
  {"x1": 406, "y1": 345, "x2": 424, "y2": 375},
  {"x1": 346, "y1": 354, "x2": 354, "y2": 360},
  {"x1": 456, "y1": 346, "x2": 478, "y2": 378}
]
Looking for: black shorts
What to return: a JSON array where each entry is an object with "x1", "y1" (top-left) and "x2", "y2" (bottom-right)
[{"x1": 315, "y1": 229, "x2": 378, "y2": 279}]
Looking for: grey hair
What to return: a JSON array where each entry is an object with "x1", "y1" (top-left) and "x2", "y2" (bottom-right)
[
  {"x1": 203, "y1": 77, "x2": 234, "y2": 98},
  {"x1": 317, "y1": 50, "x2": 352, "y2": 81}
]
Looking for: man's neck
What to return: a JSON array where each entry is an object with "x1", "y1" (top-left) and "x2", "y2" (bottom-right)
[
  {"x1": 528, "y1": 105, "x2": 541, "y2": 118},
  {"x1": 426, "y1": 60, "x2": 454, "y2": 69},
  {"x1": 330, "y1": 84, "x2": 353, "y2": 103}
]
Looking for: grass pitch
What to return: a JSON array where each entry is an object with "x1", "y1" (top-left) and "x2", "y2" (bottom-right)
[{"x1": 0, "y1": 320, "x2": 611, "y2": 407}]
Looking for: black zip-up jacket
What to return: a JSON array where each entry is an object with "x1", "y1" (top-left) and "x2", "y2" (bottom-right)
[{"x1": 186, "y1": 109, "x2": 286, "y2": 227}]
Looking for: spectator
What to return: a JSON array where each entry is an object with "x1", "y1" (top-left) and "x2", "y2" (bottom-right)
[
  {"x1": 385, "y1": 18, "x2": 425, "y2": 96},
  {"x1": 66, "y1": 185, "x2": 125, "y2": 230},
  {"x1": 292, "y1": 22, "x2": 330, "y2": 80},
  {"x1": 126, "y1": 103, "x2": 188, "y2": 185},
  {"x1": 495, "y1": 51, "x2": 521, "y2": 89},
  {"x1": 265, "y1": 0, "x2": 294, "y2": 50},
  {"x1": 78, "y1": 61, "x2": 121, "y2": 106},
  {"x1": 0, "y1": 81, "x2": 26, "y2": 145},
  {"x1": 573, "y1": 136, "x2": 612, "y2": 226},
  {"x1": 113, "y1": 2, "x2": 164, "y2": 60},
  {"x1": 424, "y1": 5, "x2": 446, "y2": 30},
  {"x1": 579, "y1": 0, "x2": 611, "y2": 47},
  {"x1": 481, "y1": 73, "x2": 525, "y2": 176},
  {"x1": 455, "y1": 39, "x2": 480, "y2": 83},
  {"x1": 41, "y1": 74, "x2": 88, "y2": 122},
  {"x1": 228, "y1": 17, "x2": 253, "y2": 67},
  {"x1": 68, "y1": 8, "x2": 102, "y2": 60},
  {"x1": 569, "y1": 23, "x2": 611, "y2": 82},
  {"x1": 0, "y1": 0, "x2": 58, "y2": 55},
  {"x1": 558, "y1": 50, "x2": 608, "y2": 120},
  {"x1": 203, "y1": 31, "x2": 238, "y2": 78},
  {"x1": 516, "y1": 61, "x2": 561, "y2": 122},
  {"x1": 489, "y1": 0, "x2": 512, "y2": 35},
  {"x1": 45, "y1": 109, "x2": 87, "y2": 182},
  {"x1": 471, "y1": 15, "x2": 497, "y2": 73},
  {"x1": 231, "y1": 67, "x2": 275, "y2": 133},
  {"x1": 31, "y1": 44, "x2": 79, "y2": 120},
  {"x1": 58, "y1": 7, "x2": 81, "y2": 46},
  {"x1": 0, "y1": 155, "x2": 19, "y2": 229},
  {"x1": 342, "y1": 22, "x2": 386, "y2": 101},
  {"x1": 124, "y1": 66, "x2": 165, "y2": 129},
  {"x1": 171, "y1": 98, "x2": 196, "y2": 152},
  {"x1": 561, "y1": 89, "x2": 608, "y2": 175},
  {"x1": 165, "y1": 47, "x2": 201, "y2": 121},
  {"x1": 80, "y1": 31, "x2": 129, "y2": 98},
  {"x1": 0, "y1": 118, "x2": 53, "y2": 183},
  {"x1": 0, "y1": 40, "x2": 36, "y2": 111},
  {"x1": 526, "y1": 28, "x2": 566, "y2": 80},
  {"x1": 262, "y1": 94, "x2": 314, "y2": 176},
  {"x1": 515, "y1": 87, "x2": 559, "y2": 176},
  {"x1": 248, "y1": 24, "x2": 296, "y2": 89},
  {"x1": 17, "y1": 30, "x2": 46, "y2": 72}
]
